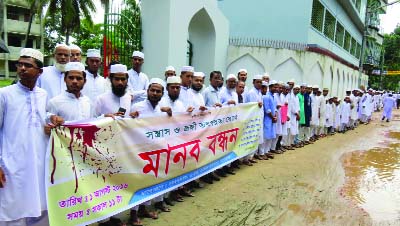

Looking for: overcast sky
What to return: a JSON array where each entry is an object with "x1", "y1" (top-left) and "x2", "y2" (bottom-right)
[{"x1": 93, "y1": 0, "x2": 400, "y2": 34}]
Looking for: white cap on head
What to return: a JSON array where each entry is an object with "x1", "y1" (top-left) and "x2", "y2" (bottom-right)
[
  {"x1": 278, "y1": 81, "x2": 284, "y2": 85},
  {"x1": 65, "y1": 62, "x2": 85, "y2": 72},
  {"x1": 193, "y1": 72, "x2": 205, "y2": 78},
  {"x1": 165, "y1": 66, "x2": 175, "y2": 72},
  {"x1": 262, "y1": 81, "x2": 268, "y2": 86},
  {"x1": 253, "y1": 74, "x2": 263, "y2": 80},
  {"x1": 132, "y1": 51, "x2": 144, "y2": 59},
  {"x1": 20, "y1": 48, "x2": 44, "y2": 63},
  {"x1": 69, "y1": 44, "x2": 81, "y2": 52},
  {"x1": 181, "y1": 66, "x2": 194, "y2": 73},
  {"x1": 288, "y1": 78, "x2": 295, "y2": 83},
  {"x1": 238, "y1": 69, "x2": 247, "y2": 74},
  {"x1": 87, "y1": 49, "x2": 101, "y2": 58},
  {"x1": 301, "y1": 83, "x2": 307, "y2": 87},
  {"x1": 294, "y1": 85, "x2": 300, "y2": 89},
  {"x1": 269, "y1": 80, "x2": 277, "y2": 85},
  {"x1": 307, "y1": 84, "x2": 313, "y2": 88},
  {"x1": 312, "y1": 84, "x2": 319, "y2": 89},
  {"x1": 149, "y1": 78, "x2": 165, "y2": 88},
  {"x1": 110, "y1": 64, "x2": 128, "y2": 74},
  {"x1": 337, "y1": 98, "x2": 341, "y2": 101},
  {"x1": 167, "y1": 76, "x2": 181, "y2": 84},
  {"x1": 263, "y1": 72, "x2": 270, "y2": 78},
  {"x1": 55, "y1": 43, "x2": 70, "y2": 50},
  {"x1": 226, "y1": 74, "x2": 238, "y2": 81},
  {"x1": 318, "y1": 88, "x2": 322, "y2": 92}
]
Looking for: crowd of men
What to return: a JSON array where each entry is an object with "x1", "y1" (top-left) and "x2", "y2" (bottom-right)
[{"x1": 0, "y1": 44, "x2": 398, "y2": 226}]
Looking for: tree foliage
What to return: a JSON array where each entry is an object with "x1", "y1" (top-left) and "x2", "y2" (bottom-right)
[{"x1": 72, "y1": 19, "x2": 103, "y2": 53}]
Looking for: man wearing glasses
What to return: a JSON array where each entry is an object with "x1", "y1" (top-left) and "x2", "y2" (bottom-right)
[
  {"x1": 37, "y1": 43, "x2": 70, "y2": 100},
  {"x1": 0, "y1": 48, "x2": 51, "y2": 226}
]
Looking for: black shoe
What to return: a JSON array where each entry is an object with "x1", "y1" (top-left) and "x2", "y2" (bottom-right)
[
  {"x1": 164, "y1": 197, "x2": 174, "y2": 206},
  {"x1": 215, "y1": 169, "x2": 227, "y2": 177},
  {"x1": 387, "y1": 119, "x2": 390, "y2": 122},
  {"x1": 190, "y1": 180, "x2": 204, "y2": 189},
  {"x1": 382, "y1": 117, "x2": 385, "y2": 121},
  {"x1": 210, "y1": 173, "x2": 221, "y2": 181},
  {"x1": 223, "y1": 166, "x2": 235, "y2": 175},
  {"x1": 200, "y1": 175, "x2": 213, "y2": 184}
]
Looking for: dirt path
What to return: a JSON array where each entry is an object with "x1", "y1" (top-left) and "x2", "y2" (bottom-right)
[{"x1": 111, "y1": 111, "x2": 400, "y2": 226}]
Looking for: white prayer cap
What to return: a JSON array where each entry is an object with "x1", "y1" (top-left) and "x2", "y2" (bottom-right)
[
  {"x1": 181, "y1": 66, "x2": 194, "y2": 73},
  {"x1": 346, "y1": 89, "x2": 351, "y2": 92},
  {"x1": 165, "y1": 66, "x2": 175, "y2": 72},
  {"x1": 284, "y1": 84, "x2": 290, "y2": 89},
  {"x1": 226, "y1": 74, "x2": 238, "y2": 81},
  {"x1": 294, "y1": 85, "x2": 300, "y2": 89},
  {"x1": 300, "y1": 83, "x2": 307, "y2": 87},
  {"x1": 55, "y1": 43, "x2": 70, "y2": 49},
  {"x1": 262, "y1": 81, "x2": 268, "y2": 87},
  {"x1": 110, "y1": 64, "x2": 128, "y2": 74},
  {"x1": 193, "y1": 72, "x2": 205, "y2": 78},
  {"x1": 288, "y1": 78, "x2": 295, "y2": 83},
  {"x1": 307, "y1": 84, "x2": 313, "y2": 88},
  {"x1": 238, "y1": 69, "x2": 247, "y2": 73},
  {"x1": 87, "y1": 49, "x2": 101, "y2": 58},
  {"x1": 167, "y1": 76, "x2": 181, "y2": 84},
  {"x1": 312, "y1": 84, "x2": 319, "y2": 89},
  {"x1": 269, "y1": 80, "x2": 277, "y2": 85},
  {"x1": 263, "y1": 72, "x2": 270, "y2": 78},
  {"x1": 65, "y1": 62, "x2": 85, "y2": 72},
  {"x1": 20, "y1": 48, "x2": 44, "y2": 63},
  {"x1": 278, "y1": 81, "x2": 284, "y2": 85},
  {"x1": 149, "y1": 78, "x2": 165, "y2": 88},
  {"x1": 253, "y1": 74, "x2": 263, "y2": 80},
  {"x1": 323, "y1": 87, "x2": 329, "y2": 90},
  {"x1": 318, "y1": 88, "x2": 322, "y2": 92},
  {"x1": 132, "y1": 51, "x2": 144, "y2": 59},
  {"x1": 69, "y1": 44, "x2": 81, "y2": 52},
  {"x1": 368, "y1": 88, "x2": 373, "y2": 91},
  {"x1": 337, "y1": 98, "x2": 341, "y2": 101}
]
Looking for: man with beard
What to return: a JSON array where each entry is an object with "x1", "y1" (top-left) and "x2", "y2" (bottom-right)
[
  {"x1": 304, "y1": 85, "x2": 313, "y2": 143},
  {"x1": 128, "y1": 51, "x2": 149, "y2": 104},
  {"x1": 191, "y1": 72, "x2": 207, "y2": 109},
  {"x1": 95, "y1": 64, "x2": 132, "y2": 117},
  {"x1": 178, "y1": 66, "x2": 195, "y2": 111},
  {"x1": 0, "y1": 48, "x2": 50, "y2": 226},
  {"x1": 37, "y1": 43, "x2": 70, "y2": 100},
  {"x1": 82, "y1": 49, "x2": 108, "y2": 103},
  {"x1": 69, "y1": 44, "x2": 82, "y2": 62},
  {"x1": 46, "y1": 62, "x2": 93, "y2": 122},
  {"x1": 237, "y1": 69, "x2": 248, "y2": 93},
  {"x1": 159, "y1": 76, "x2": 186, "y2": 113},
  {"x1": 219, "y1": 74, "x2": 238, "y2": 105},
  {"x1": 261, "y1": 80, "x2": 278, "y2": 160},
  {"x1": 164, "y1": 66, "x2": 176, "y2": 80}
]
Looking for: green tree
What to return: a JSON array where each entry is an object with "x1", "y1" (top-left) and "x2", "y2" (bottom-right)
[
  {"x1": 72, "y1": 19, "x2": 103, "y2": 53},
  {"x1": 380, "y1": 25, "x2": 400, "y2": 91}
]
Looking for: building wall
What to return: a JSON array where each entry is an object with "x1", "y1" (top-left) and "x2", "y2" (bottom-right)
[
  {"x1": 226, "y1": 45, "x2": 368, "y2": 98},
  {"x1": 141, "y1": 0, "x2": 229, "y2": 78},
  {"x1": 217, "y1": 0, "x2": 313, "y2": 43}
]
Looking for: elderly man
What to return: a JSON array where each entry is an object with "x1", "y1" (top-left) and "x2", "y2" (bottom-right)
[
  {"x1": 95, "y1": 64, "x2": 132, "y2": 117},
  {"x1": 47, "y1": 62, "x2": 93, "y2": 122},
  {"x1": 0, "y1": 48, "x2": 51, "y2": 226},
  {"x1": 37, "y1": 43, "x2": 70, "y2": 99},
  {"x1": 81, "y1": 49, "x2": 108, "y2": 103},
  {"x1": 128, "y1": 51, "x2": 149, "y2": 103},
  {"x1": 69, "y1": 44, "x2": 82, "y2": 62},
  {"x1": 219, "y1": 74, "x2": 238, "y2": 105}
]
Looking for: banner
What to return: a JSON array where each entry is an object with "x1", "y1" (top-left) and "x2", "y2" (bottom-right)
[{"x1": 46, "y1": 103, "x2": 262, "y2": 225}]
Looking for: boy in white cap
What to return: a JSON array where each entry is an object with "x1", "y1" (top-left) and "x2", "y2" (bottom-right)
[
  {"x1": 82, "y1": 49, "x2": 108, "y2": 103},
  {"x1": 95, "y1": 64, "x2": 132, "y2": 117},
  {"x1": 0, "y1": 48, "x2": 50, "y2": 226},
  {"x1": 46, "y1": 62, "x2": 93, "y2": 122},
  {"x1": 128, "y1": 51, "x2": 149, "y2": 104},
  {"x1": 37, "y1": 43, "x2": 70, "y2": 100},
  {"x1": 69, "y1": 44, "x2": 82, "y2": 62},
  {"x1": 164, "y1": 66, "x2": 176, "y2": 80}
]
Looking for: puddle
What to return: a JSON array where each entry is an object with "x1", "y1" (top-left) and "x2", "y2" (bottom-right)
[{"x1": 341, "y1": 136, "x2": 400, "y2": 223}]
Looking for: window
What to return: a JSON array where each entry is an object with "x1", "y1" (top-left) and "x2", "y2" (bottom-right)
[
  {"x1": 311, "y1": 0, "x2": 325, "y2": 32},
  {"x1": 350, "y1": 38, "x2": 357, "y2": 56},
  {"x1": 356, "y1": 43, "x2": 362, "y2": 59},
  {"x1": 8, "y1": 61, "x2": 18, "y2": 72},
  {"x1": 344, "y1": 31, "x2": 351, "y2": 52},
  {"x1": 355, "y1": 0, "x2": 361, "y2": 13},
  {"x1": 323, "y1": 10, "x2": 336, "y2": 40},
  {"x1": 7, "y1": 34, "x2": 22, "y2": 47},
  {"x1": 335, "y1": 22, "x2": 344, "y2": 47}
]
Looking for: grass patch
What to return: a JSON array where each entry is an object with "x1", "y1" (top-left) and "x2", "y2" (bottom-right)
[{"x1": 0, "y1": 79, "x2": 13, "y2": 88}]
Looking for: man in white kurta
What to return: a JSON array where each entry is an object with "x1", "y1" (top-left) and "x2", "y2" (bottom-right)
[
  {"x1": 219, "y1": 74, "x2": 239, "y2": 105},
  {"x1": 178, "y1": 66, "x2": 196, "y2": 109},
  {"x1": 159, "y1": 77, "x2": 186, "y2": 113},
  {"x1": 37, "y1": 44, "x2": 70, "y2": 100},
  {"x1": 310, "y1": 85, "x2": 320, "y2": 138},
  {"x1": 95, "y1": 64, "x2": 132, "y2": 117},
  {"x1": 0, "y1": 49, "x2": 50, "y2": 226},
  {"x1": 202, "y1": 71, "x2": 222, "y2": 107},
  {"x1": 289, "y1": 85, "x2": 300, "y2": 147},
  {"x1": 382, "y1": 93, "x2": 396, "y2": 122},
  {"x1": 47, "y1": 62, "x2": 94, "y2": 122},
  {"x1": 190, "y1": 72, "x2": 206, "y2": 109},
  {"x1": 127, "y1": 51, "x2": 149, "y2": 104},
  {"x1": 82, "y1": 49, "x2": 108, "y2": 103},
  {"x1": 340, "y1": 97, "x2": 351, "y2": 132}
]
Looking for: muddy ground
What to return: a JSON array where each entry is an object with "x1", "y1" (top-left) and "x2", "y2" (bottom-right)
[{"x1": 104, "y1": 111, "x2": 400, "y2": 226}]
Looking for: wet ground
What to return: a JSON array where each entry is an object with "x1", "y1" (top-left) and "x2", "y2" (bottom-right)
[{"x1": 96, "y1": 110, "x2": 400, "y2": 226}]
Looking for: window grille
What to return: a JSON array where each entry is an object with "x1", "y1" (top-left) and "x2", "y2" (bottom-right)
[
  {"x1": 344, "y1": 31, "x2": 351, "y2": 52},
  {"x1": 323, "y1": 10, "x2": 335, "y2": 40},
  {"x1": 311, "y1": 0, "x2": 324, "y2": 32},
  {"x1": 335, "y1": 22, "x2": 344, "y2": 47},
  {"x1": 350, "y1": 38, "x2": 357, "y2": 56}
]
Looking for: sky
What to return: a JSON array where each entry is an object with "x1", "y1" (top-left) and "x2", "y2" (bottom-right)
[
  {"x1": 92, "y1": 0, "x2": 400, "y2": 34},
  {"x1": 380, "y1": 2, "x2": 400, "y2": 34}
]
